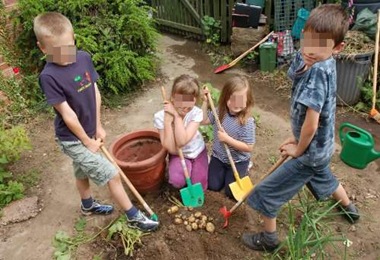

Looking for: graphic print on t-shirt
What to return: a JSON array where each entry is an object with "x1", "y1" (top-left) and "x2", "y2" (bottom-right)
[{"x1": 74, "y1": 71, "x2": 92, "y2": 92}]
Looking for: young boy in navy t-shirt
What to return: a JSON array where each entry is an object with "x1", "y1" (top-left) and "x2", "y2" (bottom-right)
[{"x1": 34, "y1": 12, "x2": 158, "y2": 232}]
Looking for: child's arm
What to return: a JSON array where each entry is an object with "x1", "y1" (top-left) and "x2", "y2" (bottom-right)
[
  {"x1": 218, "y1": 131, "x2": 254, "y2": 152},
  {"x1": 54, "y1": 102, "x2": 102, "y2": 152},
  {"x1": 281, "y1": 108, "x2": 319, "y2": 157},
  {"x1": 161, "y1": 112, "x2": 178, "y2": 154},
  {"x1": 94, "y1": 83, "x2": 106, "y2": 140},
  {"x1": 173, "y1": 116, "x2": 200, "y2": 148},
  {"x1": 162, "y1": 101, "x2": 200, "y2": 148}
]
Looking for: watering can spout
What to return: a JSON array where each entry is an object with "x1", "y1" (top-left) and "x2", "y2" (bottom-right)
[{"x1": 368, "y1": 149, "x2": 380, "y2": 164}]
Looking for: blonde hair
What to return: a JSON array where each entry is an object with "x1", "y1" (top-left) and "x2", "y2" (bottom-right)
[
  {"x1": 171, "y1": 74, "x2": 200, "y2": 98},
  {"x1": 218, "y1": 76, "x2": 254, "y2": 125},
  {"x1": 33, "y1": 12, "x2": 74, "y2": 47}
]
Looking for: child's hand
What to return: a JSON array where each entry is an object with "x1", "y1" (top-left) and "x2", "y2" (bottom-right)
[
  {"x1": 280, "y1": 143, "x2": 300, "y2": 158},
  {"x1": 163, "y1": 101, "x2": 178, "y2": 118},
  {"x1": 217, "y1": 130, "x2": 230, "y2": 143},
  {"x1": 279, "y1": 136, "x2": 297, "y2": 151},
  {"x1": 85, "y1": 138, "x2": 103, "y2": 153},
  {"x1": 202, "y1": 86, "x2": 210, "y2": 102}
]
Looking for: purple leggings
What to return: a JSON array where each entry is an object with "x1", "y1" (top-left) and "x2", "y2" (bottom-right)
[{"x1": 168, "y1": 148, "x2": 208, "y2": 191}]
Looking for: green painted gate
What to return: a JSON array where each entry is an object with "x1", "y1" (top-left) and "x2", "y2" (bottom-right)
[{"x1": 152, "y1": 0, "x2": 237, "y2": 43}]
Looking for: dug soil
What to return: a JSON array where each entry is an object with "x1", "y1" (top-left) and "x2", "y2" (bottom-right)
[{"x1": 1, "y1": 34, "x2": 379, "y2": 260}]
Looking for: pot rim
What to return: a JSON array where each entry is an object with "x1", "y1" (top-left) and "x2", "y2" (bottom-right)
[{"x1": 109, "y1": 129, "x2": 167, "y2": 169}]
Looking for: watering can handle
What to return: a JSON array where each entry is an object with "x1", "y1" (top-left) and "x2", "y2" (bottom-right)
[{"x1": 339, "y1": 122, "x2": 374, "y2": 146}]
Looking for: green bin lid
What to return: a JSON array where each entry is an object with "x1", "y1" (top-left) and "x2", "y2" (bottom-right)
[{"x1": 259, "y1": 42, "x2": 277, "y2": 49}]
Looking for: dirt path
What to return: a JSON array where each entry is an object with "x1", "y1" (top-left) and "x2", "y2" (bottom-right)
[{"x1": 1, "y1": 34, "x2": 380, "y2": 260}]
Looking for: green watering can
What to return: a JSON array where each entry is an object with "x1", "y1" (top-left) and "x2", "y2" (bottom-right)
[{"x1": 339, "y1": 123, "x2": 380, "y2": 169}]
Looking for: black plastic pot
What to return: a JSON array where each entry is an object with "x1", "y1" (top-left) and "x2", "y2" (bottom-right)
[{"x1": 335, "y1": 52, "x2": 374, "y2": 106}]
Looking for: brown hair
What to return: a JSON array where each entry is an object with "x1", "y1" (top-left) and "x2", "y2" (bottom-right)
[
  {"x1": 303, "y1": 4, "x2": 349, "y2": 47},
  {"x1": 171, "y1": 74, "x2": 200, "y2": 98},
  {"x1": 33, "y1": 12, "x2": 74, "y2": 47},
  {"x1": 218, "y1": 76, "x2": 254, "y2": 125}
]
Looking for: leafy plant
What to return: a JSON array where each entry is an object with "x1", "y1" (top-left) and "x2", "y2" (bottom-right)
[
  {"x1": 15, "y1": 169, "x2": 41, "y2": 192},
  {"x1": 0, "y1": 181, "x2": 24, "y2": 208},
  {"x1": 0, "y1": 126, "x2": 31, "y2": 208},
  {"x1": 199, "y1": 83, "x2": 220, "y2": 142},
  {"x1": 354, "y1": 79, "x2": 380, "y2": 113},
  {"x1": 107, "y1": 215, "x2": 145, "y2": 257},
  {"x1": 53, "y1": 228, "x2": 88, "y2": 259},
  {"x1": 10, "y1": 0, "x2": 159, "y2": 96},
  {"x1": 268, "y1": 188, "x2": 348, "y2": 260},
  {"x1": 201, "y1": 15, "x2": 221, "y2": 47},
  {"x1": 242, "y1": 51, "x2": 258, "y2": 66},
  {"x1": 0, "y1": 6, "x2": 44, "y2": 124}
]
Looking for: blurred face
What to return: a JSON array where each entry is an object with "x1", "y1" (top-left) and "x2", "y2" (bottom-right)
[
  {"x1": 300, "y1": 31, "x2": 338, "y2": 67},
  {"x1": 172, "y1": 93, "x2": 196, "y2": 117},
  {"x1": 39, "y1": 31, "x2": 76, "y2": 66},
  {"x1": 227, "y1": 88, "x2": 247, "y2": 115}
]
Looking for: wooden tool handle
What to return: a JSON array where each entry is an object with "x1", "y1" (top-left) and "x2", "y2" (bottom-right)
[
  {"x1": 372, "y1": 10, "x2": 380, "y2": 109},
  {"x1": 229, "y1": 155, "x2": 289, "y2": 213},
  {"x1": 101, "y1": 146, "x2": 154, "y2": 216},
  {"x1": 177, "y1": 148, "x2": 191, "y2": 178},
  {"x1": 205, "y1": 91, "x2": 240, "y2": 177},
  {"x1": 230, "y1": 31, "x2": 274, "y2": 66}
]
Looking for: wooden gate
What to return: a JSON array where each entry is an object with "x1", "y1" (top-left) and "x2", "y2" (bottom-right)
[{"x1": 152, "y1": 0, "x2": 236, "y2": 43}]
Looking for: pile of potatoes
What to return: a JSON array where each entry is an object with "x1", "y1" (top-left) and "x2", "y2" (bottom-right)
[{"x1": 167, "y1": 206, "x2": 215, "y2": 233}]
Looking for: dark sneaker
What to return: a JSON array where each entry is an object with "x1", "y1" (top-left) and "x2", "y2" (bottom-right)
[
  {"x1": 81, "y1": 200, "x2": 114, "y2": 216},
  {"x1": 126, "y1": 210, "x2": 159, "y2": 232},
  {"x1": 242, "y1": 232, "x2": 279, "y2": 252},
  {"x1": 337, "y1": 203, "x2": 360, "y2": 224}
]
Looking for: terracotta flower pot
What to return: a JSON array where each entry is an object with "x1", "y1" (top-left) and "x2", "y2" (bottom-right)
[{"x1": 109, "y1": 129, "x2": 167, "y2": 194}]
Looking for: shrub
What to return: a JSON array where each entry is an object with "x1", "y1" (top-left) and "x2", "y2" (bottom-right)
[
  {"x1": 10, "y1": 0, "x2": 159, "y2": 95},
  {"x1": 0, "y1": 126, "x2": 31, "y2": 208}
]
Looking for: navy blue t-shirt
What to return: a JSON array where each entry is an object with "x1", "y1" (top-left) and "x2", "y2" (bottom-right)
[{"x1": 39, "y1": 50, "x2": 99, "y2": 141}]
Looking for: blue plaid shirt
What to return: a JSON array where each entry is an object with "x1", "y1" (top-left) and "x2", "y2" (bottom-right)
[{"x1": 288, "y1": 52, "x2": 336, "y2": 166}]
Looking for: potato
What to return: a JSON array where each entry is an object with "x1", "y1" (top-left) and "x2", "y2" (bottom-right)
[
  {"x1": 201, "y1": 215, "x2": 208, "y2": 222},
  {"x1": 199, "y1": 222, "x2": 206, "y2": 229},
  {"x1": 181, "y1": 215, "x2": 187, "y2": 220},
  {"x1": 174, "y1": 214, "x2": 181, "y2": 218},
  {"x1": 188, "y1": 216, "x2": 196, "y2": 223},
  {"x1": 208, "y1": 217, "x2": 214, "y2": 222},
  {"x1": 206, "y1": 222, "x2": 215, "y2": 233},
  {"x1": 185, "y1": 225, "x2": 192, "y2": 232},
  {"x1": 191, "y1": 222, "x2": 198, "y2": 230},
  {"x1": 167, "y1": 206, "x2": 179, "y2": 214},
  {"x1": 194, "y1": 211, "x2": 202, "y2": 218},
  {"x1": 183, "y1": 220, "x2": 189, "y2": 226},
  {"x1": 174, "y1": 218, "x2": 183, "y2": 224},
  {"x1": 187, "y1": 207, "x2": 194, "y2": 211}
]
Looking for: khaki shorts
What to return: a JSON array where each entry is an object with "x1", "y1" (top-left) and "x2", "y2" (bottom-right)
[{"x1": 56, "y1": 139, "x2": 117, "y2": 186}]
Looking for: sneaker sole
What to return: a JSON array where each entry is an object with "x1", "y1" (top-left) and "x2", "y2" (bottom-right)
[
  {"x1": 127, "y1": 223, "x2": 159, "y2": 232},
  {"x1": 80, "y1": 209, "x2": 114, "y2": 216}
]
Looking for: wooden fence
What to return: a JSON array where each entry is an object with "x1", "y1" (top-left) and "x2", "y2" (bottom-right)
[{"x1": 152, "y1": 0, "x2": 238, "y2": 43}]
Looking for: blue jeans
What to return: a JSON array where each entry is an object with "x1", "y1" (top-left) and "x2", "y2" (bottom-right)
[
  {"x1": 247, "y1": 158, "x2": 339, "y2": 218},
  {"x1": 208, "y1": 156, "x2": 250, "y2": 199}
]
